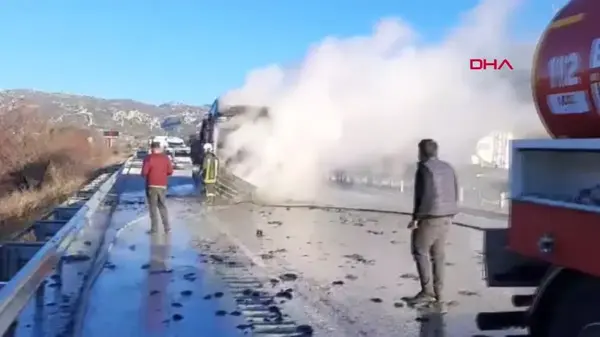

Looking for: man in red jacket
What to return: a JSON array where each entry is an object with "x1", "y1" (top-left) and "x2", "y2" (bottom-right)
[{"x1": 141, "y1": 142, "x2": 173, "y2": 233}]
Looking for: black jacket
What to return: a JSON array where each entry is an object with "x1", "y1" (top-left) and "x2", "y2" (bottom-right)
[
  {"x1": 412, "y1": 158, "x2": 459, "y2": 220},
  {"x1": 190, "y1": 139, "x2": 204, "y2": 165}
]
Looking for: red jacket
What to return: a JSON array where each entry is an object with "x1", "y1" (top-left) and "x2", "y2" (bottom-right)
[{"x1": 141, "y1": 153, "x2": 173, "y2": 187}]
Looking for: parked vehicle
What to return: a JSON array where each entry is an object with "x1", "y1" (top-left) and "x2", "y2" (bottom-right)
[{"x1": 477, "y1": 1, "x2": 600, "y2": 335}]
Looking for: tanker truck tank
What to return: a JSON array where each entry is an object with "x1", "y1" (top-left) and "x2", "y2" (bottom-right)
[
  {"x1": 532, "y1": 0, "x2": 600, "y2": 138},
  {"x1": 470, "y1": 131, "x2": 513, "y2": 169},
  {"x1": 477, "y1": 1, "x2": 600, "y2": 335}
]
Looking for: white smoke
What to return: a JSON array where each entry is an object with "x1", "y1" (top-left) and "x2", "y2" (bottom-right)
[{"x1": 221, "y1": 0, "x2": 547, "y2": 201}]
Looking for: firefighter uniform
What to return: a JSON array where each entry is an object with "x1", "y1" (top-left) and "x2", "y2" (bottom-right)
[{"x1": 202, "y1": 145, "x2": 219, "y2": 203}]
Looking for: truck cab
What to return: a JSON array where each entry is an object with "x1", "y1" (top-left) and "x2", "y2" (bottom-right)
[{"x1": 198, "y1": 98, "x2": 268, "y2": 161}]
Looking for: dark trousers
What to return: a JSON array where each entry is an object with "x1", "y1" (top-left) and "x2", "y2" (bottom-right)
[
  {"x1": 193, "y1": 171, "x2": 204, "y2": 194},
  {"x1": 411, "y1": 216, "x2": 451, "y2": 299},
  {"x1": 146, "y1": 186, "x2": 170, "y2": 232},
  {"x1": 192, "y1": 165, "x2": 202, "y2": 185}
]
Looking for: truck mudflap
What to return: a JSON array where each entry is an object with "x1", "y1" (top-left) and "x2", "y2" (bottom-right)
[{"x1": 483, "y1": 228, "x2": 550, "y2": 288}]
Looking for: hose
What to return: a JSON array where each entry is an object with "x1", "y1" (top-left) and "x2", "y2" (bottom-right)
[
  {"x1": 229, "y1": 200, "x2": 502, "y2": 232},
  {"x1": 234, "y1": 200, "x2": 412, "y2": 215}
]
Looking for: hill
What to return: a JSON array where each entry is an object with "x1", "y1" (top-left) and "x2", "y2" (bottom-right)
[{"x1": 0, "y1": 89, "x2": 210, "y2": 136}]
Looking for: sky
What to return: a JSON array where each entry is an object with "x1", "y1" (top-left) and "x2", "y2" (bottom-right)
[{"x1": 0, "y1": 0, "x2": 557, "y2": 106}]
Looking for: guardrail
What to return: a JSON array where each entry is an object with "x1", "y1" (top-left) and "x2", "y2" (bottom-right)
[
  {"x1": 329, "y1": 174, "x2": 509, "y2": 214},
  {"x1": 0, "y1": 163, "x2": 124, "y2": 335},
  {"x1": 215, "y1": 169, "x2": 508, "y2": 222},
  {"x1": 215, "y1": 167, "x2": 256, "y2": 202}
]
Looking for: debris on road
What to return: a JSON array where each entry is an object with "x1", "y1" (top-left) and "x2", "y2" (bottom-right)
[
  {"x1": 343, "y1": 253, "x2": 375, "y2": 265},
  {"x1": 280, "y1": 273, "x2": 298, "y2": 282}
]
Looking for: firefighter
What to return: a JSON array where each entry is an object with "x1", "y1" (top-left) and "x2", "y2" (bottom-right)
[{"x1": 202, "y1": 143, "x2": 219, "y2": 204}]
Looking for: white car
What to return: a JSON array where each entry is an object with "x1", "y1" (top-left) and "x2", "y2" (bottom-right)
[{"x1": 167, "y1": 147, "x2": 192, "y2": 169}]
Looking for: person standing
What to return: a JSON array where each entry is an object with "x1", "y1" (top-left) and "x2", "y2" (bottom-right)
[
  {"x1": 189, "y1": 134, "x2": 204, "y2": 187},
  {"x1": 141, "y1": 142, "x2": 173, "y2": 233},
  {"x1": 202, "y1": 143, "x2": 219, "y2": 204},
  {"x1": 406, "y1": 139, "x2": 458, "y2": 306}
]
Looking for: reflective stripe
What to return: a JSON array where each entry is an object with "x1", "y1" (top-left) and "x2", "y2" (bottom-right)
[{"x1": 203, "y1": 156, "x2": 218, "y2": 183}]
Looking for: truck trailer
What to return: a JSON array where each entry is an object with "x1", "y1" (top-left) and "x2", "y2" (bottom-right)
[{"x1": 478, "y1": 0, "x2": 600, "y2": 336}]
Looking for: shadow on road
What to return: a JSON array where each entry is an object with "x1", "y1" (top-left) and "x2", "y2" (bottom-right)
[
  {"x1": 417, "y1": 306, "x2": 446, "y2": 337},
  {"x1": 114, "y1": 172, "x2": 199, "y2": 204}
]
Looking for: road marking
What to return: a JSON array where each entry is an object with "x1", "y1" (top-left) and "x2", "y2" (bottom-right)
[
  {"x1": 106, "y1": 215, "x2": 148, "y2": 253},
  {"x1": 203, "y1": 211, "x2": 352, "y2": 336}
]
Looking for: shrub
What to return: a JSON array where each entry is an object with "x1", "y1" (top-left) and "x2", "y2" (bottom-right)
[{"x1": 0, "y1": 105, "x2": 115, "y2": 234}]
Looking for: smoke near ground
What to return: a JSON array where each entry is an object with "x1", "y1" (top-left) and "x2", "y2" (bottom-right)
[{"x1": 220, "y1": 0, "x2": 548, "y2": 201}]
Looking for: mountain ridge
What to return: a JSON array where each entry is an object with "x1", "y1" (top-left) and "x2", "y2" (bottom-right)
[{"x1": 0, "y1": 89, "x2": 211, "y2": 136}]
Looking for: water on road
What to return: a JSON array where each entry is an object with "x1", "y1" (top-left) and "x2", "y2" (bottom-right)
[{"x1": 41, "y1": 161, "x2": 527, "y2": 337}]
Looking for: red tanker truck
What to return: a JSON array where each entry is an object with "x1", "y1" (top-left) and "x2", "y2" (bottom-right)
[{"x1": 477, "y1": 0, "x2": 600, "y2": 335}]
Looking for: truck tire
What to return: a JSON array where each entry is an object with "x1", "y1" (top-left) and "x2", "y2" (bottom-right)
[{"x1": 544, "y1": 276, "x2": 600, "y2": 337}]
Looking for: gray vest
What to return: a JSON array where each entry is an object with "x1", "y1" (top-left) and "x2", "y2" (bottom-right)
[{"x1": 421, "y1": 159, "x2": 458, "y2": 217}]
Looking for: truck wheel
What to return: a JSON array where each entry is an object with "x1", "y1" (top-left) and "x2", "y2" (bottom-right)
[{"x1": 544, "y1": 277, "x2": 600, "y2": 337}]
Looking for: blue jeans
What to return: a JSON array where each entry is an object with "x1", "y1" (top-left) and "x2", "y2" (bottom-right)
[{"x1": 192, "y1": 166, "x2": 204, "y2": 191}]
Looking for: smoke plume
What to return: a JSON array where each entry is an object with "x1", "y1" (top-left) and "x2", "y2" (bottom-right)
[{"x1": 221, "y1": 0, "x2": 547, "y2": 201}]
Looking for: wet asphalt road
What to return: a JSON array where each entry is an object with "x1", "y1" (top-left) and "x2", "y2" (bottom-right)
[
  {"x1": 75, "y1": 166, "x2": 246, "y2": 337},
  {"x1": 33, "y1": 161, "x2": 527, "y2": 337},
  {"x1": 77, "y1": 201, "x2": 247, "y2": 337},
  {"x1": 200, "y1": 203, "x2": 527, "y2": 337}
]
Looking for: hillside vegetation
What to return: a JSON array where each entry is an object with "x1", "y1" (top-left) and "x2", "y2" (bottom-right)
[
  {"x1": 0, "y1": 104, "x2": 121, "y2": 237},
  {"x1": 0, "y1": 89, "x2": 210, "y2": 136}
]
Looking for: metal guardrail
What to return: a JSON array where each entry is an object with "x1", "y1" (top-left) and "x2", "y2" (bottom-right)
[
  {"x1": 329, "y1": 175, "x2": 509, "y2": 220},
  {"x1": 214, "y1": 169, "x2": 507, "y2": 222},
  {"x1": 215, "y1": 167, "x2": 256, "y2": 201},
  {"x1": 329, "y1": 174, "x2": 509, "y2": 215},
  {"x1": 0, "y1": 163, "x2": 123, "y2": 335}
]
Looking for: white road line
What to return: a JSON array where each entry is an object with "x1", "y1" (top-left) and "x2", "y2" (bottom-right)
[
  {"x1": 106, "y1": 215, "x2": 148, "y2": 253},
  {"x1": 203, "y1": 210, "x2": 356, "y2": 337}
]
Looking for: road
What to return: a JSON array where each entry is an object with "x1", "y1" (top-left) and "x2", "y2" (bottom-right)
[
  {"x1": 74, "y1": 165, "x2": 246, "y2": 337},
  {"x1": 200, "y1": 203, "x2": 525, "y2": 336},
  {"x1": 28, "y1": 161, "x2": 525, "y2": 337}
]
